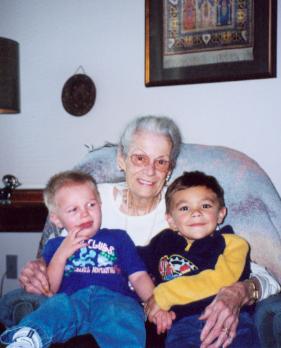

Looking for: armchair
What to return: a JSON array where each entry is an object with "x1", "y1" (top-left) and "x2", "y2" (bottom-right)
[
  {"x1": 1, "y1": 142, "x2": 281, "y2": 348},
  {"x1": 40, "y1": 142, "x2": 281, "y2": 283}
]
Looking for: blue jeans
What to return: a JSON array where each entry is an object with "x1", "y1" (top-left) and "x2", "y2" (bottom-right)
[
  {"x1": 255, "y1": 293, "x2": 281, "y2": 348},
  {"x1": 0, "y1": 285, "x2": 145, "y2": 348},
  {"x1": 0, "y1": 288, "x2": 47, "y2": 327},
  {"x1": 165, "y1": 311, "x2": 260, "y2": 348}
]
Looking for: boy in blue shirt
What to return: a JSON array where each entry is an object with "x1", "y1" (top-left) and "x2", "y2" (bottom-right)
[{"x1": 1, "y1": 170, "x2": 172, "y2": 348}]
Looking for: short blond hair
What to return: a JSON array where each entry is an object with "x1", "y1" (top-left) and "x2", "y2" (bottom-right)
[{"x1": 43, "y1": 170, "x2": 99, "y2": 212}]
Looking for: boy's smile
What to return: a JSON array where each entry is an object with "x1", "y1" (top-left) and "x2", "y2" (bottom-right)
[{"x1": 166, "y1": 186, "x2": 226, "y2": 244}]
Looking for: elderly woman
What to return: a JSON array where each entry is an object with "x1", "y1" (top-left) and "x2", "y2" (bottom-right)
[{"x1": 18, "y1": 116, "x2": 279, "y2": 347}]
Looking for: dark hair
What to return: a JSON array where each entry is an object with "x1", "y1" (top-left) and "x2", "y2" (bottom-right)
[
  {"x1": 43, "y1": 170, "x2": 99, "y2": 212},
  {"x1": 165, "y1": 171, "x2": 225, "y2": 213}
]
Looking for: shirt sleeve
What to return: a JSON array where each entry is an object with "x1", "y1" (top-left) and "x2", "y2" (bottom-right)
[
  {"x1": 117, "y1": 230, "x2": 147, "y2": 276},
  {"x1": 250, "y1": 262, "x2": 281, "y2": 300},
  {"x1": 154, "y1": 234, "x2": 249, "y2": 310},
  {"x1": 41, "y1": 237, "x2": 62, "y2": 265}
]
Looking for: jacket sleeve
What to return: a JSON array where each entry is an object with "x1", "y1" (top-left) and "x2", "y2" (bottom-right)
[{"x1": 154, "y1": 234, "x2": 249, "y2": 310}]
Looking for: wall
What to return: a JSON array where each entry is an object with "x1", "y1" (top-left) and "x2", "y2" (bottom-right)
[
  {"x1": 0, "y1": 233, "x2": 41, "y2": 295},
  {"x1": 0, "y1": 1, "x2": 280, "y2": 294}
]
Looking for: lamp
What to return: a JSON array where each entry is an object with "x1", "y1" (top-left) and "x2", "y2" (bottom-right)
[{"x1": 0, "y1": 37, "x2": 20, "y2": 114}]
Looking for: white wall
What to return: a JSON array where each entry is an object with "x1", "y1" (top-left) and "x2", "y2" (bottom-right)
[
  {"x1": 0, "y1": 1, "x2": 280, "y2": 294},
  {"x1": 0, "y1": 233, "x2": 42, "y2": 295}
]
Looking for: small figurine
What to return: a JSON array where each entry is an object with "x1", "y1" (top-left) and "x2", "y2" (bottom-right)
[{"x1": 0, "y1": 174, "x2": 21, "y2": 204}]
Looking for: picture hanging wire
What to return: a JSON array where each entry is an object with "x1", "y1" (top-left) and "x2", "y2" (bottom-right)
[{"x1": 74, "y1": 65, "x2": 86, "y2": 75}]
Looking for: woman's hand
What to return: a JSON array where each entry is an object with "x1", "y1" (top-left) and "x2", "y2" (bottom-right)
[
  {"x1": 199, "y1": 281, "x2": 251, "y2": 348},
  {"x1": 19, "y1": 258, "x2": 52, "y2": 297}
]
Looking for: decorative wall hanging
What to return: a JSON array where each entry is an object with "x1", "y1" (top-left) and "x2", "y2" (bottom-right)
[
  {"x1": 145, "y1": 0, "x2": 277, "y2": 87},
  {"x1": 61, "y1": 66, "x2": 96, "y2": 116}
]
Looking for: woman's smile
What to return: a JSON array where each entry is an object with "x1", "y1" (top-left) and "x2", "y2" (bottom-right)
[{"x1": 137, "y1": 178, "x2": 156, "y2": 186}]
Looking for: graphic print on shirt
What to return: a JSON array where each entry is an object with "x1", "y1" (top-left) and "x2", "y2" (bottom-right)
[
  {"x1": 64, "y1": 239, "x2": 119, "y2": 276},
  {"x1": 159, "y1": 254, "x2": 198, "y2": 281}
]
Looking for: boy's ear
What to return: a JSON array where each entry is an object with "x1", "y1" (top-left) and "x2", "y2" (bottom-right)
[
  {"x1": 117, "y1": 148, "x2": 126, "y2": 172},
  {"x1": 50, "y1": 212, "x2": 63, "y2": 228},
  {"x1": 218, "y1": 207, "x2": 227, "y2": 224},
  {"x1": 165, "y1": 213, "x2": 178, "y2": 231}
]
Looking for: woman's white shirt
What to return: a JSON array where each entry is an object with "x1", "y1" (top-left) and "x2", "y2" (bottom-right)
[{"x1": 98, "y1": 182, "x2": 168, "y2": 246}]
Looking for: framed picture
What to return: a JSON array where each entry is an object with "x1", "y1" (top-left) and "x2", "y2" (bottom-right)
[{"x1": 145, "y1": 0, "x2": 277, "y2": 87}]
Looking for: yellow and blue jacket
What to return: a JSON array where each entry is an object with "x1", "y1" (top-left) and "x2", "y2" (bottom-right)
[{"x1": 138, "y1": 226, "x2": 250, "y2": 319}]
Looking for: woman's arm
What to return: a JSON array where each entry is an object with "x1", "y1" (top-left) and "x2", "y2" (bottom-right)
[{"x1": 199, "y1": 264, "x2": 281, "y2": 348}]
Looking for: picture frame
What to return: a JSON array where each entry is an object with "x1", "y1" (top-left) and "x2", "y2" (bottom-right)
[{"x1": 145, "y1": 0, "x2": 277, "y2": 87}]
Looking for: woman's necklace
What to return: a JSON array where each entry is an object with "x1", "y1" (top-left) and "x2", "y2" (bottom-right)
[
  {"x1": 120, "y1": 188, "x2": 162, "y2": 244},
  {"x1": 124, "y1": 189, "x2": 161, "y2": 216}
]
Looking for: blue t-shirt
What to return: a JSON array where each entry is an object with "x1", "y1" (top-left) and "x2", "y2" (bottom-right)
[{"x1": 42, "y1": 228, "x2": 146, "y2": 299}]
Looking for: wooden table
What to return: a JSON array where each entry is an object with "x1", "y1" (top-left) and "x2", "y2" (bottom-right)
[{"x1": 0, "y1": 190, "x2": 48, "y2": 232}]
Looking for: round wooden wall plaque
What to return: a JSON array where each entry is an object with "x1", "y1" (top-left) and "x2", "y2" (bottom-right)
[{"x1": 61, "y1": 74, "x2": 96, "y2": 116}]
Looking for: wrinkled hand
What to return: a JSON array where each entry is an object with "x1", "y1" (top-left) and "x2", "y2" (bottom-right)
[
  {"x1": 19, "y1": 258, "x2": 52, "y2": 297},
  {"x1": 199, "y1": 282, "x2": 248, "y2": 348}
]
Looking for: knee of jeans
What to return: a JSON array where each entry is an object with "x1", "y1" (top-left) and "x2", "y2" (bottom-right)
[
  {"x1": 255, "y1": 301, "x2": 277, "y2": 326},
  {"x1": 41, "y1": 293, "x2": 72, "y2": 313},
  {"x1": 272, "y1": 312, "x2": 281, "y2": 334}
]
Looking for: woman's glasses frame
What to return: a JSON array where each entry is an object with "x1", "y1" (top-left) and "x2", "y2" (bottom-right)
[{"x1": 129, "y1": 154, "x2": 171, "y2": 173}]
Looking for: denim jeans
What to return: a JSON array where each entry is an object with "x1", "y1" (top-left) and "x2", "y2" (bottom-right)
[
  {"x1": 165, "y1": 311, "x2": 260, "y2": 348},
  {"x1": 0, "y1": 288, "x2": 47, "y2": 327},
  {"x1": 0, "y1": 285, "x2": 145, "y2": 348},
  {"x1": 255, "y1": 293, "x2": 281, "y2": 348}
]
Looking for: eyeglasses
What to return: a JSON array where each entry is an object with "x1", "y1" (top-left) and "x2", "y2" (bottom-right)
[{"x1": 130, "y1": 154, "x2": 171, "y2": 172}]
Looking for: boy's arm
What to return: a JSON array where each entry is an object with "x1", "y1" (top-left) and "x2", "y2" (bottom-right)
[
  {"x1": 47, "y1": 250, "x2": 67, "y2": 294},
  {"x1": 47, "y1": 228, "x2": 87, "y2": 294},
  {"x1": 153, "y1": 234, "x2": 249, "y2": 310},
  {"x1": 129, "y1": 271, "x2": 155, "y2": 302},
  {"x1": 129, "y1": 271, "x2": 176, "y2": 334}
]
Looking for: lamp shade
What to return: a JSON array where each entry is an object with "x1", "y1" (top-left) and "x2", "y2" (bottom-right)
[{"x1": 0, "y1": 37, "x2": 20, "y2": 113}]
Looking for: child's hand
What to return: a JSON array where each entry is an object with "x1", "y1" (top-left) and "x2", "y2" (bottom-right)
[
  {"x1": 56, "y1": 227, "x2": 87, "y2": 261},
  {"x1": 144, "y1": 294, "x2": 161, "y2": 322},
  {"x1": 153, "y1": 310, "x2": 176, "y2": 334},
  {"x1": 144, "y1": 295, "x2": 176, "y2": 333}
]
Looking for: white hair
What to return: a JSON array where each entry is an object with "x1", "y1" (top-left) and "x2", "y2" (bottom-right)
[{"x1": 118, "y1": 115, "x2": 182, "y2": 167}]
